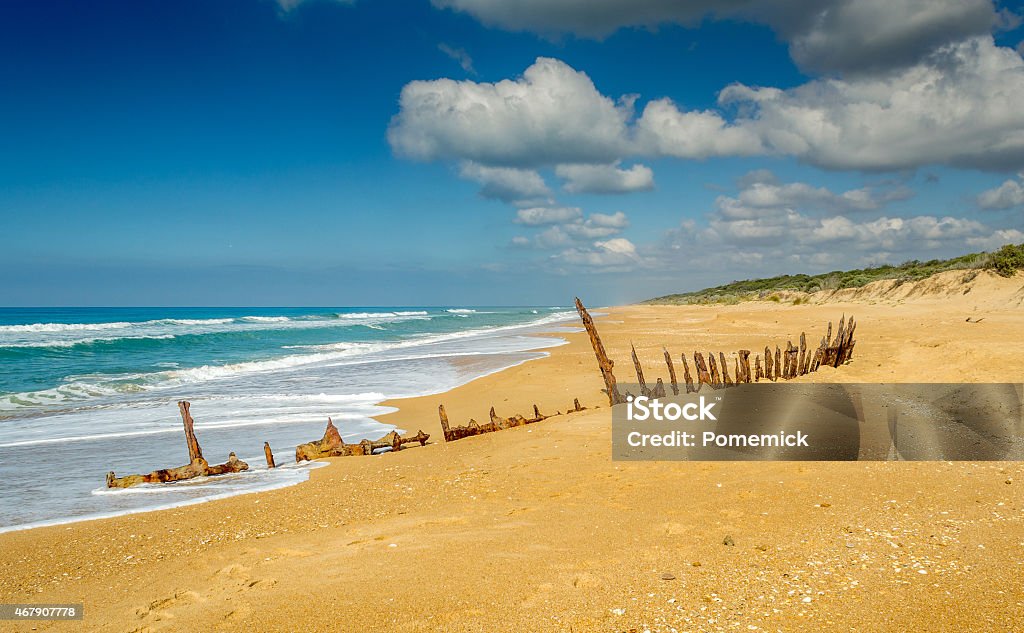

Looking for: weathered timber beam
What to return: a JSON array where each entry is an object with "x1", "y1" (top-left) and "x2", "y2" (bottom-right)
[
  {"x1": 575, "y1": 297, "x2": 624, "y2": 406},
  {"x1": 631, "y1": 343, "x2": 651, "y2": 397},
  {"x1": 106, "y1": 401, "x2": 248, "y2": 488},
  {"x1": 664, "y1": 348, "x2": 680, "y2": 396}
]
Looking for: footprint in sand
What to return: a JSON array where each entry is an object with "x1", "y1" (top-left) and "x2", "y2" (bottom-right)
[
  {"x1": 134, "y1": 589, "x2": 202, "y2": 626},
  {"x1": 213, "y1": 563, "x2": 278, "y2": 593}
]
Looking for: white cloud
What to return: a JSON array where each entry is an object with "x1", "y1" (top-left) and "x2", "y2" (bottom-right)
[
  {"x1": 977, "y1": 174, "x2": 1024, "y2": 209},
  {"x1": 392, "y1": 41, "x2": 1024, "y2": 173},
  {"x1": 556, "y1": 162, "x2": 655, "y2": 194},
  {"x1": 659, "y1": 175, "x2": 1019, "y2": 275},
  {"x1": 522, "y1": 210, "x2": 630, "y2": 248},
  {"x1": 635, "y1": 100, "x2": 765, "y2": 159},
  {"x1": 388, "y1": 57, "x2": 631, "y2": 167},
  {"x1": 432, "y1": 0, "x2": 998, "y2": 75},
  {"x1": 725, "y1": 176, "x2": 911, "y2": 214},
  {"x1": 438, "y1": 43, "x2": 477, "y2": 74},
  {"x1": 555, "y1": 237, "x2": 642, "y2": 268},
  {"x1": 514, "y1": 205, "x2": 582, "y2": 225},
  {"x1": 459, "y1": 162, "x2": 551, "y2": 202},
  {"x1": 706, "y1": 37, "x2": 1024, "y2": 170}
]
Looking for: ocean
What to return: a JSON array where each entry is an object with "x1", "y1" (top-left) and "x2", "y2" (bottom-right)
[{"x1": 0, "y1": 306, "x2": 576, "y2": 531}]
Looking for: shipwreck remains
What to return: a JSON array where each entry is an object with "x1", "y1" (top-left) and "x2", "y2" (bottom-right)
[
  {"x1": 575, "y1": 297, "x2": 625, "y2": 405},
  {"x1": 295, "y1": 418, "x2": 429, "y2": 461},
  {"x1": 438, "y1": 402, "x2": 550, "y2": 442},
  {"x1": 106, "y1": 401, "x2": 249, "y2": 489},
  {"x1": 574, "y1": 297, "x2": 856, "y2": 395}
]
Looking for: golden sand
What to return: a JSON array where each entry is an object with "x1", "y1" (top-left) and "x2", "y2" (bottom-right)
[{"x1": 1, "y1": 270, "x2": 1023, "y2": 632}]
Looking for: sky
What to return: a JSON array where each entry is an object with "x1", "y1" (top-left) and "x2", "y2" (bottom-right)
[{"x1": 2, "y1": 0, "x2": 1024, "y2": 306}]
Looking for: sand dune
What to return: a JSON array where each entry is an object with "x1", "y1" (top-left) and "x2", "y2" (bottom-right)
[
  {"x1": 775, "y1": 268, "x2": 1024, "y2": 309},
  {"x1": 0, "y1": 272, "x2": 1022, "y2": 632}
]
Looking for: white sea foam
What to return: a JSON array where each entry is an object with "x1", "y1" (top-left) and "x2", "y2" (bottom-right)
[
  {"x1": 336, "y1": 311, "x2": 429, "y2": 319},
  {"x1": 0, "y1": 312, "x2": 433, "y2": 349},
  {"x1": 0, "y1": 311, "x2": 574, "y2": 412},
  {"x1": 446, "y1": 308, "x2": 476, "y2": 314},
  {"x1": 0, "y1": 461, "x2": 328, "y2": 534},
  {"x1": 0, "y1": 309, "x2": 577, "y2": 531}
]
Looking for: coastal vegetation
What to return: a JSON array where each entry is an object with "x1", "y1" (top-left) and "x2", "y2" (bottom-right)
[{"x1": 645, "y1": 243, "x2": 1024, "y2": 305}]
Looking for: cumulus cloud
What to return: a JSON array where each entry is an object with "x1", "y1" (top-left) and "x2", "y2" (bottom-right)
[
  {"x1": 432, "y1": 0, "x2": 998, "y2": 75},
  {"x1": 555, "y1": 237, "x2": 642, "y2": 269},
  {"x1": 438, "y1": 43, "x2": 477, "y2": 74},
  {"x1": 977, "y1": 174, "x2": 1024, "y2": 209},
  {"x1": 555, "y1": 162, "x2": 654, "y2": 194},
  {"x1": 658, "y1": 174, "x2": 1019, "y2": 275},
  {"x1": 514, "y1": 205, "x2": 582, "y2": 225},
  {"x1": 392, "y1": 42, "x2": 1024, "y2": 173},
  {"x1": 723, "y1": 173, "x2": 913, "y2": 215},
  {"x1": 521, "y1": 210, "x2": 630, "y2": 249},
  {"x1": 707, "y1": 37, "x2": 1024, "y2": 170},
  {"x1": 388, "y1": 57, "x2": 631, "y2": 167},
  {"x1": 458, "y1": 162, "x2": 551, "y2": 202}
]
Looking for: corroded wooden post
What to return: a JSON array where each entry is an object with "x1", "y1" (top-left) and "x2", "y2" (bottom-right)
[
  {"x1": 754, "y1": 354, "x2": 762, "y2": 382},
  {"x1": 739, "y1": 349, "x2": 751, "y2": 383},
  {"x1": 631, "y1": 343, "x2": 651, "y2": 397},
  {"x1": 681, "y1": 354, "x2": 695, "y2": 393},
  {"x1": 438, "y1": 404, "x2": 452, "y2": 442},
  {"x1": 664, "y1": 348, "x2": 679, "y2": 395},
  {"x1": 654, "y1": 378, "x2": 666, "y2": 398},
  {"x1": 774, "y1": 346, "x2": 782, "y2": 381},
  {"x1": 179, "y1": 401, "x2": 202, "y2": 463},
  {"x1": 694, "y1": 352, "x2": 712, "y2": 388},
  {"x1": 575, "y1": 297, "x2": 623, "y2": 405},
  {"x1": 264, "y1": 442, "x2": 276, "y2": 469},
  {"x1": 719, "y1": 352, "x2": 733, "y2": 386},
  {"x1": 764, "y1": 346, "x2": 773, "y2": 381},
  {"x1": 708, "y1": 353, "x2": 722, "y2": 388},
  {"x1": 794, "y1": 331, "x2": 802, "y2": 372}
]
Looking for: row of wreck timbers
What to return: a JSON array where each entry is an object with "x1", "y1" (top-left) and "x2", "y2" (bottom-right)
[{"x1": 105, "y1": 298, "x2": 856, "y2": 488}]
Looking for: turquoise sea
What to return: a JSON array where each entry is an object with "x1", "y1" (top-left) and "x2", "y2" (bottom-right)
[{"x1": 0, "y1": 306, "x2": 575, "y2": 531}]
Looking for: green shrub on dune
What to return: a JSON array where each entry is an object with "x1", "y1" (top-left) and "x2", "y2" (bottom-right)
[
  {"x1": 991, "y1": 243, "x2": 1024, "y2": 277},
  {"x1": 645, "y1": 242, "x2": 1024, "y2": 305}
]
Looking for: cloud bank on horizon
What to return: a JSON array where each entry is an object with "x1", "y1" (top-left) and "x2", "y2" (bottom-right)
[{"x1": 388, "y1": 0, "x2": 1024, "y2": 275}]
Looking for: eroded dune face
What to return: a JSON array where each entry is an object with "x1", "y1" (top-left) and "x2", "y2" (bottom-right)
[{"x1": 791, "y1": 269, "x2": 1024, "y2": 309}]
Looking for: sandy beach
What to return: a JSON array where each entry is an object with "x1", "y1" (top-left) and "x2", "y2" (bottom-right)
[{"x1": 1, "y1": 270, "x2": 1023, "y2": 632}]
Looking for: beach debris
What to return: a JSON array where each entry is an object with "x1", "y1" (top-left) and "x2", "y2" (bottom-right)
[
  {"x1": 575, "y1": 297, "x2": 625, "y2": 405},
  {"x1": 438, "y1": 402, "x2": 555, "y2": 442},
  {"x1": 660, "y1": 573, "x2": 676, "y2": 581},
  {"x1": 105, "y1": 401, "x2": 249, "y2": 488},
  {"x1": 573, "y1": 298, "x2": 857, "y2": 394},
  {"x1": 631, "y1": 343, "x2": 652, "y2": 397},
  {"x1": 264, "y1": 442, "x2": 276, "y2": 469},
  {"x1": 570, "y1": 398, "x2": 587, "y2": 412},
  {"x1": 663, "y1": 347, "x2": 680, "y2": 395},
  {"x1": 723, "y1": 535, "x2": 736, "y2": 546},
  {"x1": 295, "y1": 418, "x2": 429, "y2": 461}
]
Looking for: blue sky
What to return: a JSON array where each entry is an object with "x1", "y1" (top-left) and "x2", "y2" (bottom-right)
[{"x1": 2, "y1": 0, "x2": 1023, "y2": 306}]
